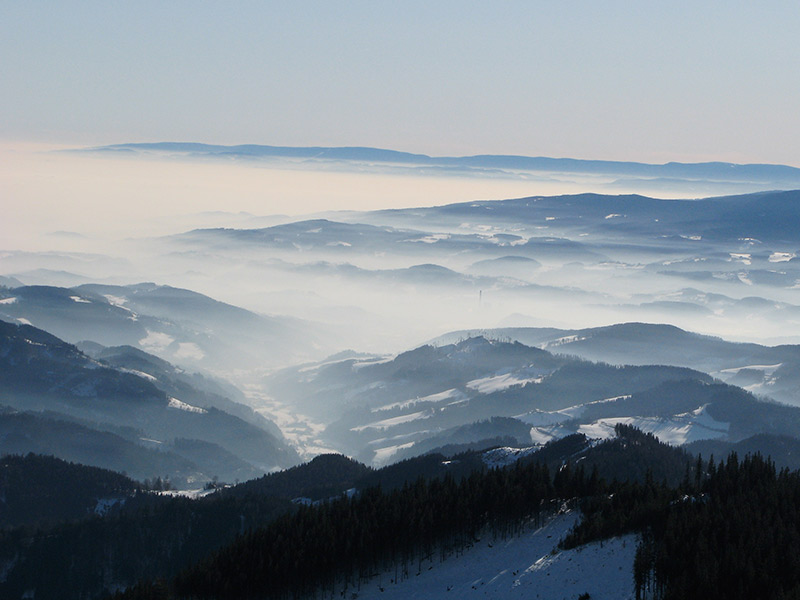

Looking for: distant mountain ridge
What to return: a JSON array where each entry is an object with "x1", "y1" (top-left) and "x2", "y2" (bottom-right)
[
  {"x1": 266, "y1": 334, "x2": 800, "y2": 465},
  {"x1": 0, "y1": 282, "x2": 325, "y2": 371},
  {"x1": 82, "y1": 142, "x2": 800, "y2": 184},
  {"x1": 431, "y1": 323, "x2": 800, "y2": 406}
]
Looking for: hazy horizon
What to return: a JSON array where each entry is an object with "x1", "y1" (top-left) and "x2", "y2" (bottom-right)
[
  {"x1": 3, "y1": 2, "x2": 800, "y2": 352},
  {"x1": 4, "y1": 2, "x2": 800, "y2": 165}
]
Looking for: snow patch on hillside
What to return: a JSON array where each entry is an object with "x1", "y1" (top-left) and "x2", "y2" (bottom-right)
[
  {"x1": 579, "y1": 405, "x2": 728, "y2": 445},
  {"x1": 544, "y1": 335, "x2": 584, "y2": 348},
  {"x1": 139, "y1": 330, "x2": 174, "y2": 352},
  {"x1": 175, "y1": 342, "x2": 205, "y2": 360},
  {"x1": 404, "y1": 233, "x2": 451, "y2": 244},
  {"x1": 769, "y1": 251, "x2": 796, "y2": 263},
  {"x1": 516, "y1": 409, "x2": 575, "y2": 427},
  {"x1": 351, "y1": 357, "x2": 393, "y2": 371},
  {"x1": 482, "y1": 446, "x2": 541, "y2": 468},
  {"x1": 167, "y1": 397, "x2": 207, "y2": 414},
  {"x1": 467, "y1": 373, "x2": 543, "y2": 394},
  {"x1": 718, "y1": 363, "x2": 782, "y2": 377},
  {"x1": 729, "y1": 253, "x2": 752, "y2": 265},
  {"x1": 353, "y1": 409, "x2": 435, "y2": 432},
  {"x1": 374, "y1": 388, "x2": 465, "y2": 413},
  {"x1": 120, "y1": 368, "x2": 157, "y2": 382},
  {"x1": 353, "y1": 511, "x2": 636, "y2": 600},
  {"x1": 373, "y1": 441, "x2": 416, "y2": 465},
  {"x1": 103, "y1": 294, "x2": 127, "y2": 306}
]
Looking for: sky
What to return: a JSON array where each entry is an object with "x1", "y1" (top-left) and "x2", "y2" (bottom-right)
[{"x1": 2, "y1": 1, "x2": 800, "y2": 165}]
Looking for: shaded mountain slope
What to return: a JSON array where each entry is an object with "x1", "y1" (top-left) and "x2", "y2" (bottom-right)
[{"x1": 0, "y1": 319, "x2": 299, "y2": 483}]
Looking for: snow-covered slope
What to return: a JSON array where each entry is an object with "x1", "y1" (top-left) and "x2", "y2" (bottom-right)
[
  {"x1": 268, "y1": 337, "x2": 715, "y2": 462},
  {"x1": 352, "y1": 510, "x2": 636, "y2": 600},
  {"x1": 432, "y1": 323, "x2": 800, "y2": 407}
]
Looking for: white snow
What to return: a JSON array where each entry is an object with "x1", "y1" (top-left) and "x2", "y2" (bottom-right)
[
  {"x1": 298, "y1": 359, "x2": 346, "y2": 374},
  {"x1": 374, "y1": 388, "x2": 465, "y2": 412},
  {"x1": 543, "y1": 335, "x2": 586, "y2": 349},
  {"x1": 297, "y1": 355, "x2": 387, "y2": 376},
  {"x1": 467, "y1": 373, "x2": 542, "y2": 394},
  {"x1": 405, "y1": 234, "x2": 451, "y2": 244},
  {"x1": 352, "y1": 511, "x2": 637, "y2": 600},
  {"x1": 769, "y1": 251, "x2": 796, "y2": 263},
  {"x1": 155, "y1": 488, "x2": 218, "y2": 499},
  {"x1": 352, "y1": 409, "x2": 434, "y2": 432},
  {"x1": 103, "y1": 294, "x2": 138, "y2": 320},
  {"x1": 578, "y1": 405, "x2": 729, "y2": 445},
  {"x1": 529, "y1": 426, "x2": 568, "y2": 445},
  {"x1": 580, "y1": 395, "x2": 631, "y2": 410},
  {"x1": 69, "y1": 295, "x2": 91, "y2": 303},
  {"x1": 167, "y1": 397, "x2": 207, "y2": 414},
  {"x1": 718, "y1": 363, "x2": 782, "y2": 377},
  {"x1": 0, "y1": 297, "x2": 18, "y2": 304},
  {"x1": 516, "y1": 409, "x2": 576, "y2": 427},
  {"x1": 729, "y1": 253, "x2": 752, "y2": 265},
  {"x1": 120, "y1": 368, "x2": 157, "y2": 382},
  {"x1": 174, "y1": 342, "x2": 205, "y2": 360},
  {"x1": 373, "y1": 441, "x2": 417, "y2": 465},
  {"x1": 138, "y1": 330, "x2": 174, "y2": 352},
  {"x1": 249, "y1": 389, "x2": 335, "y2": 459},
  {"x1": 482, "y1": 446, "x2": 541, "y2": 468},
  {"x1": 103, "y1": 294, "x2": 127, "y2": 306},
  {"x1": 716, "y1": 364, "x2": 783, "y2": 395},
  {"x1": 351, "y1": 357, "x2": 393, "y2": 371}
]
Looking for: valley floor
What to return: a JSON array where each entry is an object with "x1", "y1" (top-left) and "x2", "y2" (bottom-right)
[{"x1": 348, "y1": 510, "x2": 637, "y2": 600}]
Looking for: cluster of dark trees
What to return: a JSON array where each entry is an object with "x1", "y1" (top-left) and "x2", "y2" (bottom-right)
[
  {"x1": 160, "y1": 461, "x2": 572, "y2": 599},
  {"x1": 6, "y1": 426, "x2": 800, "y2": 600},
  {"x1": 118, "y1": 425, "x2": 689, "y2": 600},
  {"x1": 559, "y1": 445, "x2": 800, "y2": 599},
  {"x1": 0, "y1": 453, "x2": 139, "y2": 528},
  {"x1": 633, "y1": 453, "x2": 800, "y2": 600},
  {"x1": 0, "y1": 488, "x2": 292, "y2": 600}
]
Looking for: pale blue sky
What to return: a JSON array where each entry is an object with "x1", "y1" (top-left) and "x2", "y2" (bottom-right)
[{"x1": 2, "y1": 1, "x2": 799, "y2": 164}]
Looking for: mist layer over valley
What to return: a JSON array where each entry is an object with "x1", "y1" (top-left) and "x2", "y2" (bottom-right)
[{"x1": 2, "y1": 145, "x2": 800, "y2": 469}]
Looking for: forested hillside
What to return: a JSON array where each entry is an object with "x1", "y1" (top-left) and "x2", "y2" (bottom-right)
[
  {"x1": 107, "y1": 425, "x2": 691, "y2": 600},
  {"x1": 0, "y1": 453, "x2": 139, "y2": 527}
]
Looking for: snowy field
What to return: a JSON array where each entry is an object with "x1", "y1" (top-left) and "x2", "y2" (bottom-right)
[{"x1": 348, "y1": 510, "x2": 637, "y2": 600}]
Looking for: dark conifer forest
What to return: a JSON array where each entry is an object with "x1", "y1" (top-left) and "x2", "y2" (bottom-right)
[
  {"x1": 4, "y1": 426, "x2": 800, "y2": 600},
  {"x1": 633, "y1": 453, "x2": 800, "y2": 600},
  {"x1": 111, "y1": 426, "x2": 693, "y2": 600}
]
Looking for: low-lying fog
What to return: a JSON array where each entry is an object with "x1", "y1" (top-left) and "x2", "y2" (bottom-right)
[
  {"x1": 2, "y1": 142, "x2": 574, "y2": 249},
  {"x1": 3, "y1": 142, "x2": 800, "y2": 365}
]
